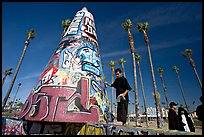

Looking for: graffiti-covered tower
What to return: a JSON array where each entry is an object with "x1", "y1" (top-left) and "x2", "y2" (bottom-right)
[{"x1": 18, "y1": 7, "x2": 110, "y2": 123}]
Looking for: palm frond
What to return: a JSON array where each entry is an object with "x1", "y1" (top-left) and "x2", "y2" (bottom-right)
[
  {"x1": 109, "y1": 60, "x2": 116, "y2": 67},
  {"x1": 172, "y1": 66, "x2": 179, "y2": 71},
  {"x1": 137, "y1": 23, "x2": 143, "y2": 32},
  {"x1": 62, "y1": 19, "x2": 71, "y2": 29},
  {"x1": 122, "y1": 19, "x2": 132, "y2": 31},
  {"x1": 137, "y1": 22, "x2": 149, "y2": 32},
  {"x1": 6, "y1": 68, "x2": 12, "y2": 71},
  {"x1": 27, "y1": 28, "x2": 36, "y2": 39},
  {"x1": 157, "y1": 67, "x2": 164, "y2": 74},
  {"x1": 119, "y1": 58, "x2": 126, "y2": 64},
  {"x1": 143, "y1": 22, "x2": 149, "y2": 32},
  {"x1": 135, "y1": 53, "x2": 141, "y2": 61},
  {"x1": 181, "y1": 51, "x2": 188, "y2": 57}
]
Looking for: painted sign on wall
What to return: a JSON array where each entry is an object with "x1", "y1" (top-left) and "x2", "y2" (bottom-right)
[
  {"x1": 2, "y1": 117, "x2": 26, "y2": 135},
  {"x1": 18, "y1": 7, "x2": 110, "y2": 123}
]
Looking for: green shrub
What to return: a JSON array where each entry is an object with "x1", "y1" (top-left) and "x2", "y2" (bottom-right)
[{"x1": 193, "y1": 121, "x2": 202, "y2": 126}]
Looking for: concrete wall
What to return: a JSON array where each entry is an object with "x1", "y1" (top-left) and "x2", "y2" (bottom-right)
[
  {"x1": 18, "y1": 7, "x2": 110, "y2": 123},
  {"x1": 2, "y1": 118, "x2": 200, "y2": 135},
  {"x1": 2, "y1": 117, "x2": 26, "y2": 135}
]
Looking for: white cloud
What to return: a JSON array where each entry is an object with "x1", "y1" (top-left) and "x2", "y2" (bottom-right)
[
  {"x1": 18, "y1": 72, "x2": 41, "y2": 81},
  {"x1": 101, "y1": 49, "x2": 129, "y2": 58},
  {"x1": 132, "y1": 2, "x2": 201, "y2": 28},
  {"x1": 151, "y1": 36, "x2": 202, "y2": 51},
  {"x1": 101, "y1": 36, "x2": 201, "y2": 58}
]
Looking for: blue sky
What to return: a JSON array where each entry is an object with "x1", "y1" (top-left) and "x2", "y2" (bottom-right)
[{"x1": 2, "y1": 2, "x2": 202, "y2": 113}]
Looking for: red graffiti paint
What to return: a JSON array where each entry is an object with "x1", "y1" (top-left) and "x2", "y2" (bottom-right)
[
  {"x1": 18, "y1": 78, "x2": 99, "y2": 123},
  {"x1": 18, "y1": 7, "x2": 110, "y2": 124}
]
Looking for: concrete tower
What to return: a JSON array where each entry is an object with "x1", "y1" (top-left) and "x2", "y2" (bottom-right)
[{"x1": 18, "y1": 7, "x2": 110, "y2": 123}]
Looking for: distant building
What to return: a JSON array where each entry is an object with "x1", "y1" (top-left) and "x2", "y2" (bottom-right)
[{"x1": 128, "y1": 107, "x2": 168, "y2": 120}]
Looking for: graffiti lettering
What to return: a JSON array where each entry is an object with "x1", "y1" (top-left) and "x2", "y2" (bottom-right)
[
  {"x1": 62, "y1": 49, "x2": 70, "y2": 68},
  {"x1": 82, "y1": 64, "x2": 100, "y2": 76},
  {"x1": 18, "y1": 8, "x2": 110, "y2": 124},
  {"x1": 18, "y1": 78, "x2": 99, "y2": 123},
  {"x1": 84, "y1": 17, "x2": 97, "y2": 40},
  {"x1": 64, "y1": 11, "x2": 84, "y2": 36}
]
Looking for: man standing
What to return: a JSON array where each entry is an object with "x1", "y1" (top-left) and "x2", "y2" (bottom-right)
[
  {"x1": 105, "y1": 68, "x2": 131, "y2": 125},
  {"x1": 196, "y1": 95, "x2": 203, "y2": 122},
  {"x1": 168, "y1": 102, "x2": 181, "y2": 130}
]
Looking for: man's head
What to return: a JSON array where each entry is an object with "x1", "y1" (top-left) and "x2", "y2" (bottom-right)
[
  {"x1": 170, "y1": 102, "x2": 178, "y2": 110},
  {"x1": 115, "y1": 68, "x2": 122, "y2": 78}
]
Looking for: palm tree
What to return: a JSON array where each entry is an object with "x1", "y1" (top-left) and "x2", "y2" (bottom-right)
[
  {"x1": 172, "y1": 66, "x2": 190, "y2": 113},
  {"x1": 161, "y1": 102, "x2": 168, "y2": 119},
  {"x1": 132, "y1": 101, "x2": 135, "y2": 115},
  {"x1": 128, "y1": 101, "x2": 131, "y2": 114},
  {"x1": 113, "y1": 102, "x2": 117, "y2": 117},
  {"x1": 127, "y1": 101, "x2": 131, "y2": 124},
  {"x1": 61, "y1": 19, "x2": 71, "y2": 39},
  {"x1": 2, "y1": 68, "x2": 13, "y2": 86},
  {"x1": 2, "y1": 29, "x2": 35, "y2": 110},
  {"x1": 109, "y1": 60, "x2": 116, "y2": 113},
  {"x1": 157, "y1": 67, "x2": 169, "y2": 108},
  {"x1": 152, "y1": 91, "x2": 164, "y2": 127},
  {"x1": 7, "y1": 101, "x2": 14, "y2": 110},
  {"x1": 182, "y1": 49, "x2": 202, "y2": 90},
  {"x1": 122, "y1": 19, "x2": 139, "y2": 126},
  {"x1": 16, "y1": 101, "x2": 24, "y2": 112},
  {"x1": 137, "y1": 22, "x2": 161, "y2": 128},
  {"x1": 141, "y1": 105, "x2": 144, "y2": 114},
  {"x1": 119, "y1": 58, "x2": 127, "y2": 78},
  {"x1": 102, "y1": 62, "x2": 105, "y2": 70},
  {"x1": 17, "y1": 102, "x2": 24, "y2": 108},
  {"x1": 135, "y1": 53, "x2": 149, "y2": 127},
  {"x1": 10, "y1": 83, "x2": 22, "y2": 112}
]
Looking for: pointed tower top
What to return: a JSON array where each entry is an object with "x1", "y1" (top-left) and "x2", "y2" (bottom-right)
[{"x1": 82, "y1": 7, "x2": 88, "y2": 11}]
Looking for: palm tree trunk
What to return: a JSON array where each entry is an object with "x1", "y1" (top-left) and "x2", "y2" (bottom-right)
[
  {"x1": 158, "y1": 103, "x2": 164, "y2": 127},
  {"x1": 189, "y1": 58, "x2": 202, "y2": 90},
  {"x1": 137, "y1": 61, "x2": 149, "y2": 127},
  {"x1": 190, "y1": 64, "x2": 202, "y2": 90},
  {"x1": 127, "y1": 30, "x2": 139, "y2": 126},
  {"x1": 192, "y1": 67, "x2": 202, "y2": 89},
  {"x1": 2, "y1": 74, "x2": 8, "y2": 86},
  {"x1": 2, "y1": 39, "x2": 30, "y2": 110},
  {"x1": 176, "y1": 72, "x2": 190, "y2": 113},
  {"x1": 122, "y1": 63, "x2": 129, "y2": 124},
  {"x1": 114, "y1": 103, "x2": 117, "y2": 116},
  {"x1": 121, "y1": 63, "x2": 126, "y2": 78},
  {"x1": 111, "y1": 67, "x2": 114, "y2": 113},
  {"x1": 61, "y1": 28, "x2": 66, "y2": 40},
  {"x1": 144, "y1": 32, "x2": 161, "y2": 128},
  {"x1": 160, "y1": 76, "x2": 169, "y2": 108},
  {"x1": 10, "y1": 85, "x2": 20, "y2": 112},
  {"x1": 132, "y1": 53, "x2": 139, "y2": 126}
]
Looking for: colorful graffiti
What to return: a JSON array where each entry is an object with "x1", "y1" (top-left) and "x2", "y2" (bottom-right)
[
  {"x1": 2, "y1": 117, "x2": 26, "y2": 135},
  {"x1": 18, "y1": 7, "x2": 110, "y2": 123},
  {"x1": 2, "y1": 118, "x2": 200, "y2": 135}
]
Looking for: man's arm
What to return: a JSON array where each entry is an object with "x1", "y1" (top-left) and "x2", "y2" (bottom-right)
[
  {"x1": 119, "y1": 89, "x2": 129, "y2": 97},
  {"x1": 105, "y1": 81, "x2": 112, "y2": 87}
]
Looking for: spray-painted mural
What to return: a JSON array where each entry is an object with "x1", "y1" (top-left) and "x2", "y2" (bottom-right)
[
  {"x1": 2, "y1": 117, "x2": 26, "y2": 135},
  {"x1": 18, "y1": 7, "x2": 110, "y2": 123},
  {"x1": 2, "y1": 118, "x2": 199, "y2": 135}
]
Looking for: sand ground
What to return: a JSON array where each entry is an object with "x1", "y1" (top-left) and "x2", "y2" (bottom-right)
[{"x1": 112, "y1": 120, "x2": 202, "y2": 135}]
